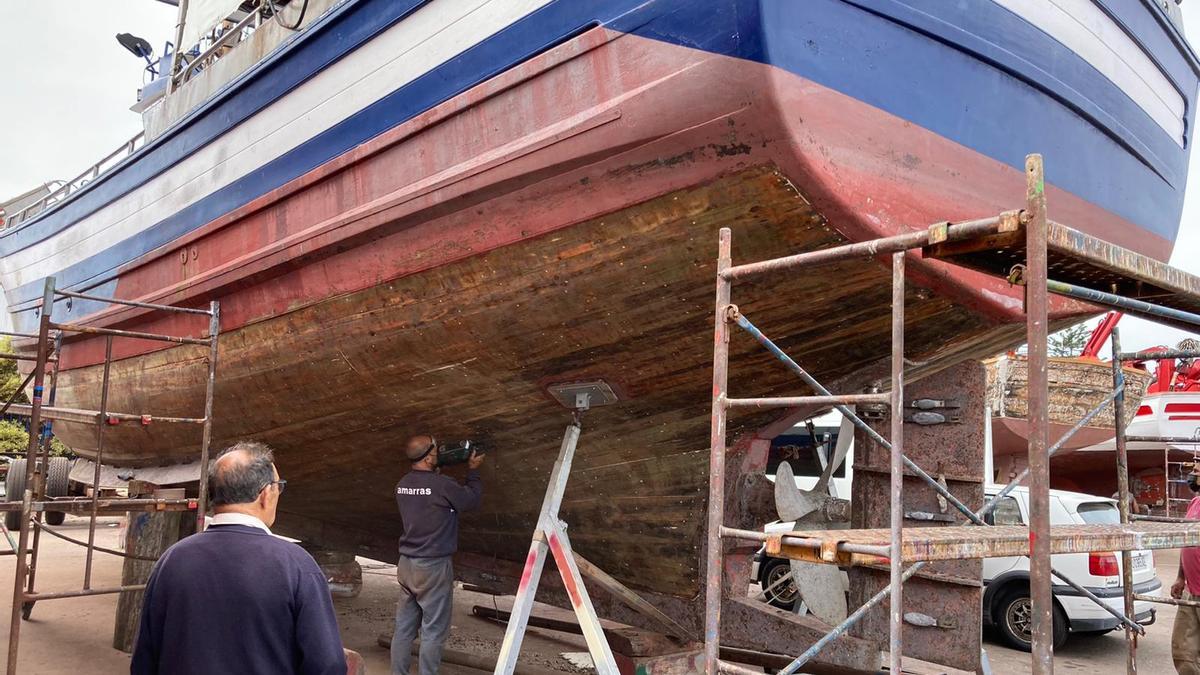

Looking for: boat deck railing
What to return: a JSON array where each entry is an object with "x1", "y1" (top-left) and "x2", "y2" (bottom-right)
[
  {"x1": 1, "y1": 2, "x2": 302, "y2": 232},
  {"x1": 2, "y1": 132, "x2": 144, "y2": 230}
]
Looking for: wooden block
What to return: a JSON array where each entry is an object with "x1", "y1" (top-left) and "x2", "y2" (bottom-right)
[{"x1": 112, "y1": 510, "x2": 196, "y2": 652}]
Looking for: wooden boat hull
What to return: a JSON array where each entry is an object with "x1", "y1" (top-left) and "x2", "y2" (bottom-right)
[
  {"x1": 4, "y1": 2, "x2": 1196, "y2": 647},
  {"x1": 988, "y1": 355, "x2": 1156, "y2": 495}
]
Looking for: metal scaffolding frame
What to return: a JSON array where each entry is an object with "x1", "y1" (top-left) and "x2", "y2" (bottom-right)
[
  {"x1": 1109, "y1": 340, "x2": 1200, "y2": 672},
  {"x1": 2, "y1": 277, "x2": 220, "y2": 675},
  {"x1": 704, "y1": 154, "x2": 1200, "y2": 674}
]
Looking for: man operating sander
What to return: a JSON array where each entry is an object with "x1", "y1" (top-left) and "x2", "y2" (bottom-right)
[{"x1": 390, "y1": 435, "x2": 484, "y2": 675}]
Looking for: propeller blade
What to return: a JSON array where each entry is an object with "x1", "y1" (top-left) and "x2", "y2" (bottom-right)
[
  {"x1": 775, "y1": 462, "x2": 820, "y2": 521},
  {"x1": 791, "y1": 560, "x2": 848, "y2": 624}
]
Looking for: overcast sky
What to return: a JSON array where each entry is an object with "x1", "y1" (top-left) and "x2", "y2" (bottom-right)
[{"x1": 0, "y1": 0, "x2": 1198, "y2": 353}]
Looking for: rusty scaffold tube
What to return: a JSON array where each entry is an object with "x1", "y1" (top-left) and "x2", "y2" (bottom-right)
[
  {"x1": 703, "y1": 228, "x2": 733, "y2": 675},
  {"x1": 1112, "y1": 328, "x2": 1138, "y2": 674},
  {"x1": 6, "y1": 279, "x2": 56, "y2": 675},
  {"x1": 1024, "y1": 154, "x2": 1054, "y2": 675},
  {"x1": 888, "y1": 250, "x2": 905, "y2": 673}
]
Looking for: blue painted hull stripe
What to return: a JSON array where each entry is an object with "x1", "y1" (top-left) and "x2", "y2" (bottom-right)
[
  {"x1": 0, "y1": 0, "x2": 422, "y2": 256},
  {"x1": 846, "y1": 0, "x2": 1181, "y2": 184},
  {"x1": 4, "y1": 0, "x2": 1195, "y2": 314}
]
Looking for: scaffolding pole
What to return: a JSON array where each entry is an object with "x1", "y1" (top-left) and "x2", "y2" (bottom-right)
[
  {"x1": 702, "y1": 152, "x2": 1200, "y2": 673},
  {"x1": 1112, "y1": 328, "x2": 1138, "y2": 673},
  {"x1": 6, "y1": 279, "x2": 56, "y2": 675},
  {"x1": 1024, "y1": 154, "x2": 1054, "y2": 675},
  {"x1": 702, "y1": 229, "x2": 732, "y2": 675},
  {"x1": 3, "y1": 278, "x2": 220, "y2": 674},
  {"x1": 887, "y1": 251, "x2": 905, "y2": 673}
]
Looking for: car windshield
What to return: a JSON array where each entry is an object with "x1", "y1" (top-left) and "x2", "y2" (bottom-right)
[{"x1": 1076, "y1": 502, "x2": 1120, "y2": 524}]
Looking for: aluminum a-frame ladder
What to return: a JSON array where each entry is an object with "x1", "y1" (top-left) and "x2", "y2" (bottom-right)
[{"x1": 493, "y1": 391, "x2": 619, "y2": 674}]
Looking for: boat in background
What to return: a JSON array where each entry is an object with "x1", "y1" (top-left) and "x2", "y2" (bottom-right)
[
  {"x1": 987, "y1": 349, "x2": 1153, "y2": 478},
  {"x1": 1074, "y1": 338, "x2": 1200, "y2": 514},
  {"x1": 2, "y1": 0, "x2": 1197, "y2": 664},
  {"x1": 989, "y1": 312, "x2": 1200, "y2": 511}
]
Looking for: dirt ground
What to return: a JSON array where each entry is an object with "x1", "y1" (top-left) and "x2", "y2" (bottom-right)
[{"x1": 0, "y1": 515, "x2": 1185, "y2": 674}]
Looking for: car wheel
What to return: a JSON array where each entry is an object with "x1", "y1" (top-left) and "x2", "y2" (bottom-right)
[
  {"x1": 4, "y1": 459, "x2": 26, "y2": 532},
  {"x1": 760, "y1": 558, "x2": 798, "y2": 610},
  {"x1": 43, "y1": 457, "x2": 70, "y2": 526},
  {"x1": 995, "y1": 589, "x2": 1068, "y2": 652}
]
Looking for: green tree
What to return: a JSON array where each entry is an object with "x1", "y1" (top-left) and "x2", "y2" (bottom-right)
[
  {"x1": 0, "y1": 338, "x2": 28, "y2": 405},
  {"x1": 0, "y1": 338, "x2": 71, "y2": 457},
  {"x1": 0, "y1": 421, "x2": 69, "y2": 456},
  {"x1": 1048, "y1": 322, "x2": 1093, "y2": 357}
]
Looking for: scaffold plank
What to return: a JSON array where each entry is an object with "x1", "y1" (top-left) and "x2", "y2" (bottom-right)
[
  {"x1": 773, "y1": 522, "x2": 1200, "y2": 565},
  {"x1": 924, "y1": 220, "x2": 1200, "y2": 331}
]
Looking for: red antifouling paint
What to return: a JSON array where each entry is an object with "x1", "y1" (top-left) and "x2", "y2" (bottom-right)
[
  {"x1": 548, "y1": 533, "x2": 582, "y2": 607},
  {"x1": 517, "y1": 548, "x2": 538, "y2": 593}
]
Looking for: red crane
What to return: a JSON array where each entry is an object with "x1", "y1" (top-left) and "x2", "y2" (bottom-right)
[{"x1": 1081, "y1": 311, "x2": 1123, "y2": 359}]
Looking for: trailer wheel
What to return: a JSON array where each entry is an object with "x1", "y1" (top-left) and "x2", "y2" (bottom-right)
[
  {"x1": 5, "y1": 459, "x2": 26, "y2": 532},
  {"x1": 44, "y1": 457, "x2": 70, "y2": 526}
]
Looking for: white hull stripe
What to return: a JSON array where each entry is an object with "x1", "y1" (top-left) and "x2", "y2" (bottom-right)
[
  {"x1": 0, "y1": 0, "x2": 555, "y2": 291},
  {"x1": 993, "y1": 0, "x2": 1186, "y2": 146}
]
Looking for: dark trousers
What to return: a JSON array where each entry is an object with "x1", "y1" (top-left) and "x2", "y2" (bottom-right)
[{"x1": 391, "y1": 555, "x2": 453, "y2": 675}]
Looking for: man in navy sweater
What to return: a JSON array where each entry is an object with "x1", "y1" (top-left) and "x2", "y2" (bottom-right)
[
  {"x1": 131, "y1": 441, "x2": 346, "y2": 675},
  {"x1": 391, "y1": 435, "x2": 484, "y2": 675}
]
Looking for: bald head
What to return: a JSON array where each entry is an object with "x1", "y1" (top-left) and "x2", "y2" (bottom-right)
[
  {"x1": 405, "y1": 435, "x2": 435, "y2": 461},
  {"x1": 209, "y1": 441, "x2": 277, "y2": 509}
]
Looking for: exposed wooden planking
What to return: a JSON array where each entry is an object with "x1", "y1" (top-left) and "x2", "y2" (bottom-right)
[{"x1": 46, "y1": 167, "x2": 1022, "y2": 600}]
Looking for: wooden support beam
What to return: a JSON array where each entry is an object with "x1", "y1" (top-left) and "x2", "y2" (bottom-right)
[
  {"x1": 572, "y1": 552, "x2": 695, "y2": 642},
  {"x1": 472, "y1": 605, "x2": 683, "y2": 657}
]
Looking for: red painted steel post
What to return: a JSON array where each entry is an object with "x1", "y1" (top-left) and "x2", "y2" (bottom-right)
[
  {"x1": 1024, "y1": 155, "x2": 1053, "y2": 675},
  {"x1": 7, "y1": 278, "x2": 56, "y2": 675},
  {"x1": 195, "y1": 301, "x2": 221, "y2": 531},
  {"x1": 704, "y1": 228, "x2": 732, "y2": 675},
  {"x1": 889, "y1": 251, "x2": 905, "y2": 673},
  {"x1": 83, "y1": 335, "x2": 113, "y2": 590},
  {"x1": 1112, "y1": 328, "x2": 1137, "y2": 674}
]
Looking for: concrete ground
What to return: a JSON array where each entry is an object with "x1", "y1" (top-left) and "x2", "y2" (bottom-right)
[
  {"x1": 985, "y1": 548, "x2": 1180, "y2": 674},
  {"x1": 0, "y1": 516, "x2": 589, "y2": 674},
  {"x1": 0, "y1": 515, "x2": 1185, "y2": 674}
]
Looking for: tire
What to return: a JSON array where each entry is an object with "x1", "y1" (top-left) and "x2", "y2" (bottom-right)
[
  {"x1": 5, "y1": 459, "x2": 26, "y2": 532},
  {"x1": 759, "y1": 558, "x2": 799, "y2": 610},
  {"x1": 44, "y1": 457, "x2": 70, "y2": 526},
  {"x1": 994, "y1": 588, "x2": 1069, "y2": 652}
]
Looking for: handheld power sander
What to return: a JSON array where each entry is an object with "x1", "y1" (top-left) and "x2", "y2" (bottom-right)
[{"x1": 436, "y1": 440, "x2": 485, "y2": 467}]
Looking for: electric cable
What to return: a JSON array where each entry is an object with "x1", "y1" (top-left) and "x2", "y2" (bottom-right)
[{"x1": 267, "y1": 0, "x2": 310, "y2": 31}]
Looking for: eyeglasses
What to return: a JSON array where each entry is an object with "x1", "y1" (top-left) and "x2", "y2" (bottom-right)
[{"x1": 264, "y1": 479, "x2": 287, "y2": 494}]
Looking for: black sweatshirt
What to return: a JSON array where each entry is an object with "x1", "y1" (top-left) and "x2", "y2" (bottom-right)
[
  {"x1": 395, "y1": 468, "x2": 482, "y2": 558},
  {"x1": 130, "y1": 524, "x2": 345, "y2": 675}
]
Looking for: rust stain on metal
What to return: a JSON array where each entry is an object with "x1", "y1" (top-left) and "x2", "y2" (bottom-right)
[{"x1": 786, "y1": 522, "x2": 1200, "y2": 563}]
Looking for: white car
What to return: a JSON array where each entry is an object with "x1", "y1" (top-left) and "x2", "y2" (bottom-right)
[
  {"x1": 752, "y1": 413, "x2": 1162, "y2": 651},
  {"x1": 753, "y1": 486, "x2": 1160, "y2": 650},
  {"x1": 979, "y1": 485, "x2": 1160, "y2": 651}
]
